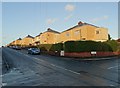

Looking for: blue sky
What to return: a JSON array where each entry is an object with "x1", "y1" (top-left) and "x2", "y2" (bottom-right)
[{"x1": 2, "y1": 2, "x2": 118, "y2": 46}]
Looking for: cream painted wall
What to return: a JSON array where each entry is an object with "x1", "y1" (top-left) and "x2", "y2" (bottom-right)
[
  {"x1": 15, "y1": 40, "x2": 21, "y2": 45},
  {"x1": 9, "y1": 24, "x2": 108, "y2": 46},
  {"x1": 40, "y1": 32, "x2": 60, "y2": 44},
  {"x1": 60, "y1": 25, "x2": 108, "y2": 43},
  {"x1": 21, "y1": 37, "x2": 33, "y2": 46}
]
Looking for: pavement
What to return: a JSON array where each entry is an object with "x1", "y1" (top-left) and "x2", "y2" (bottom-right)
[{"x1": 1, "y1": 47, "x2": 120, "y2": 87}]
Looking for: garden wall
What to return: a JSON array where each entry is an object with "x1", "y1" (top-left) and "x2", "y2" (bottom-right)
[{"x1": 64, "y1": 52, "x2": 120, "y2": 58}]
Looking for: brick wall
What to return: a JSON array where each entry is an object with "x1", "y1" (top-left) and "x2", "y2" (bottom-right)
[
  {"x1": 64, "y1": 52, "x2": 120, "y2": 58},
  {"x1": 41, "y1": 51, "x2": 120, "y2": 58}
]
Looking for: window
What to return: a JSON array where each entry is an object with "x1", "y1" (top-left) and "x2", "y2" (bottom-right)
[
  {"x1": 96, "y1": 30, "x2": 100, "y2": 34},
  {"x1": 82, "y1": 38, "x2": 86, "y2": 40},
  {"x1": 42, "y1": 36, "x2": 44, "y2": 39},
  {"x1": 66, "y1": 33, "x2": 69, "y2": 37},
  {"x1": 74, "y1": 30, "x2": 80, "y2": 35}
]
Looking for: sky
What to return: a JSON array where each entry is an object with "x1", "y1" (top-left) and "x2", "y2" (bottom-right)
[{"x1": 1, "y1": 1, "x2": 119, "y2": 46}]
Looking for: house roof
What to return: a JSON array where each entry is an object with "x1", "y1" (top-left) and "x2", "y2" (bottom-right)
[
  {"x1": 62, "y1": 21, "x2": 99, "y2": 33},
  {"x1": 17, "y1": 38, "x2": 22, "y2": 40},
  {"x1": 35, "y1": 32, "x2": 42, "y2": 37},
  {"x1": 44, "y1": 28, "x2": 60, "y2": 34},
  {"x1": 25, "y1": 35, "x2": 34, "y2": 39},
  {"x1": 36, "y1": 34, "x2": 40, "y2": 37}
]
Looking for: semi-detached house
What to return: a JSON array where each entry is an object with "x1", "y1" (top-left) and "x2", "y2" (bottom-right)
[
  {"x1": 60, "y1": 21, "x2": 108, "y2": 43},
  {"x1": 14, "y1": 38, "x2": 22, "y2": 46},
  {"x1": 32, "y1": 33, "x2": 41, "y2": 46},
  {"x1": 39, "y1": 28, "x2": 60, "y2": 44},
  {"x1": 20, "y1": 35, "x2": 34, "y2": 46},
  {"x1": 31, "y1": 21, "x2": 108, "y2": 45},
  {"x1": 8, "y1": 21, "x2": 108, "y2": 46}
]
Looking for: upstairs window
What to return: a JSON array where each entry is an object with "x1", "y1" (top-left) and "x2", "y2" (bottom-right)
[
  {"x1": 66, "y1": 33, "x2": 69, "y2": 37},
  {"x1": 96, "y1": 30, "x2": 100, "y2": 34},
  {"x1": 74, "y1": 30, "x2": 80, "y2": 35}
]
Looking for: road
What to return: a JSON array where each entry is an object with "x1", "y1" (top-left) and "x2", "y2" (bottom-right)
[{"x1": 2, "y1": 47, "x2": 120, "y2": 87}]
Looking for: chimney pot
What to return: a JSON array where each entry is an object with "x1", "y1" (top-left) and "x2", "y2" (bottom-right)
[{"x1": 78, "y1": 21, "x2": 83, "y2": 25}]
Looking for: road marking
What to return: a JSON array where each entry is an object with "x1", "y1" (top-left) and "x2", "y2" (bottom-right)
[
  {"x1": 19, "y1": 52, "x2": 81, "y2": 75},
  {"x1": 33, "y1": 58, "x2": 81, "y2": 75},
  {"x1": 2, "y1": 55, "x2": 10, "y2": 70},
  {"x1": 9, "y1": 49, "x2": 81, "y2": 75},
  {"x1": 52, "y1": 64, "x2": 81, "y2": 75},
  {"x1": 110, "y1": 84, "x2": 115, "y2": 86},
  {"x1": 108, "y1": 65, "x2": 120, "y2": 69},
  {"x1": 2, "y1": 83, "x2": 7, "y2": 86}
]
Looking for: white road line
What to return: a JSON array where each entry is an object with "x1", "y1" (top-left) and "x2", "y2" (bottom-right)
[
  {"x1": 52, "y1": 65, "x2": 81, "y2": 75},
  {"x1": 110, "y1": 84, "x2": 115, "y2": 86},
  {"x1": 2, "y1": 83, "x2": 7, "y2": 86},
  {"x1": 10, "y1": 49, "x2": 80, "y2": 75},
  {"x1": 18, "y1": 52, "x2": 81, "y2": 75},
  {"x1": 108, "y1": 65, "x2": 120, "y2": 69},
  {"x1": 33, "y1": 58, "x2": 81, "y2": 75}
]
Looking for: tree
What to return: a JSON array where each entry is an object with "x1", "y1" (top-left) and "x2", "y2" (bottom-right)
[{"x1": 108, "y1": 34, "x2": 112, "y2": 40}]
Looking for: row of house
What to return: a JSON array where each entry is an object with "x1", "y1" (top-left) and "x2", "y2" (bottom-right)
[{"x1": 8, "y1": 21, "x2": 108, "y2": 46}]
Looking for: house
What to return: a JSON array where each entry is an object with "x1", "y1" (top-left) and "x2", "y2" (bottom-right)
[
  {"x1": 32, "y1": 33, "x2": 41, "y2": 46},
  {"x1": 40, "y1": 28, "x2": 60, "y2": 44},
  {"x1": 21, "y1": 35, "x2": 34, "y2": 46},
  {"x1": 7, "y1": 21, "x2": 109, "y2": 46},
  {"x1": 14, "y1": 38, "x2": 22, "y2": 46},
  {"x1": 9, "y1": 41, "x2": 15, "y2": 46},
  {"x1": 60, "y1": 21, "x2": 108, "y2": 43}
]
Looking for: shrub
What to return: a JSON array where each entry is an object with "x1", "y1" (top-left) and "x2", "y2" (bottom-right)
[
  {"x1": 105, "y1": 40, "x2": 119, "y2": 51},
  {"x1": 50, "y1": 43, "x2": 63, "y2": 52},
  {"x1": 39, "y1": 44, "x2": 52, "y2": 51},
  {"x1": 64, "y1": 41, "x2": 76, "y2": 52},
  {"x1": 100, "y1": 42, "x2": 113, "y2": 52},
  {"x1": 64, "y1": 40, "x2": 113, "y2": 52},
  {"x1": 40, "y1": 47, "x2": 47, "y2": 51}
]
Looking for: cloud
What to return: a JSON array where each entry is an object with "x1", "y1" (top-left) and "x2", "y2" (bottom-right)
[
  {"x1": 65, "y1": 14, "x2": 73, "y2": 21},
  {"x1": 46, "y1": 18, "x2": 58, "y2": 24},
  {"x1": 91, "y1": 15, "x2": 109, "y2": 23},
  {"x1": 65, "y1": 4, "x2": 75, "y2": 12}
]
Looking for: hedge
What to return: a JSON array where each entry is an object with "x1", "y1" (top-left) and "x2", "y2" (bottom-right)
[
  {"x1": 40, "y1": 47, "x2": 47, "y2": 51},
  {"x1": 64, "y1": 41, "x2": 113, "y2": 52},
  {"x1": 39, "y1": 43, "x2": 63, "y2": 52},
  {"x1": 50, "y1": 43, "x2": 63, "y2": 52},
  {"x1": 105, "y1": 40, "x2": 119, "y2": 51},
  {"x1": 38, "y1": 40, "x2": 119, "y2": 52},
  {"x1": 39, "y1": 44, "x2": 52, "y2": 51}
]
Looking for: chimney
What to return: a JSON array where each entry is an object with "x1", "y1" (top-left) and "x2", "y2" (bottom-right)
[
  {"x1": 18, "y1": 38, "x2": 22, "y2": 40},
  {"x1": 47, "y1": 28, "x2": 51, "y2": 31},
  {"x1": 78, "y1": 21, "x2": 83, "y2": 25},
  {"x1": 39, "y1": 33, "x2": 42, "y2": 35}
]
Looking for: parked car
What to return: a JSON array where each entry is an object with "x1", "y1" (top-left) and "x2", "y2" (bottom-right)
[
  {"x1": 12, "y1": 46, "x2": 16, "y2": 49},
  {"x1": 15, "y1": 46, "x2": 21, "y2": 50},
  {"x1": 28, "y1": 48, "x2": 40, "y2": 55},
  {"x1": 11, "y1": 46, "x2": 21, "y2": 50}
]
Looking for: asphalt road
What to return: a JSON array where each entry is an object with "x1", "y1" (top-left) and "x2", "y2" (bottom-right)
[{"x1": 2, "y1": 47, "x2": 120, "y2": 87}]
